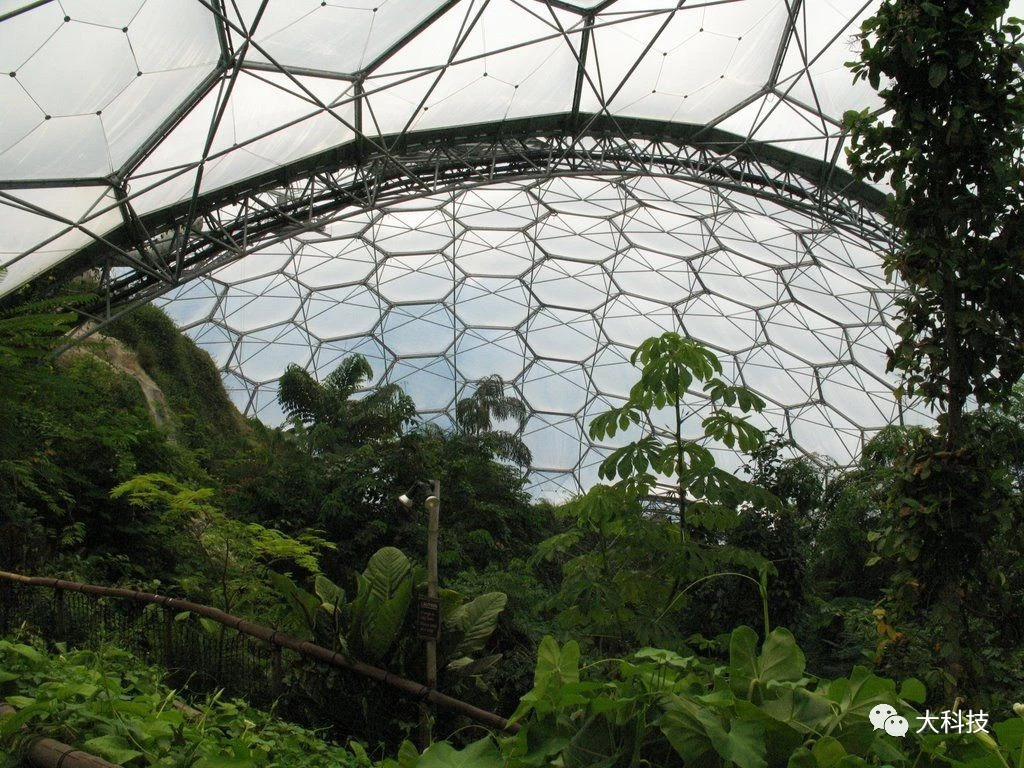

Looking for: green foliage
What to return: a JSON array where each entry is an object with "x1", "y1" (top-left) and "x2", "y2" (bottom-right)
[
  {"x1": 350, "y1": 547, "x2": 416, "y2": 663},
  {"x1": 455, "y1": 375, "x2": 531, "y2": 468},
  {"x1": 0, "y1": 297, "x2": 206, "y2": 577},
  {"x1": 278, "y1": 357, "x2": 416, "y2": 454},
  {"x1": 537, "y1": 333, "x2": 777, "y2": 653},
  {"x1": 859, "y1": 406, "x2": 1024, "y2": 705},
  {"x1": 589, "y1": 333, "x2": 769, "y2": 505},
  {"x1": 112, "y1": 473, "x2": 331, "y2": 616},
  {"x1": 0, "y1": 292, "x2": 87, "y2": 387},
  {"x1": 264, "y1": 547, "x2": 510, "y2": 748},
  {"x1": 445, "y1": 562, "x2": 560, "y2": 720},
  {"x1": 841, "y1": 0, "x2": 1024, "y2": 701},
  {"x1": 105, "y1": 304, "x2": 251, "y2": 468},
  {"x1": 844, "y1": 0, "x2": 1024, "y2": 440},
  {"x1": 0, "y1": 639, "x2": 362, "y2": 768},
  {"x1": 782, "y1": 408, "x2": 1024, "y2": 711},
  {"x1": 397, "y1": 629, "x2": 1024, "y2": 768},
  {"x1": 270, "y1": 547, "x2": 506, "y2": 675},
  {"x1": 442, "y1": 591, "x2": 508, "y2": 664}
]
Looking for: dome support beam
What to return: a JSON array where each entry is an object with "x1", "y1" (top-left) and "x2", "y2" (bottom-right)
[{"x1": 48, "y1": 120, "x2": 891, "y2": 343}]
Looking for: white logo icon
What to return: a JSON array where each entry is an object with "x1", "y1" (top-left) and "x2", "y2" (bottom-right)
[
  {"x1": 885, "y1": 715, "x2": 910, "y2": 737},
  {"x1": 869, "y1": 704, "x2": 908, "y2": 737},
  {"x1": 869, "y1": 704, "x2": 897, "y2": 730}
]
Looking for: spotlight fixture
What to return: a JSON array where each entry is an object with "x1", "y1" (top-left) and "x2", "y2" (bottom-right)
[{"x1": 397, "y1": 479, "x2": 433, "y2": 509}]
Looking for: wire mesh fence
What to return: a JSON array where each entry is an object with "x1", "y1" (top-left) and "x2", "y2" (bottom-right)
[
  {"x1": 0, "y1": 579, "x2": 284, "y2": 704},
  {"x1": 0, "y1": 576, "x2": 490, "y2": 745}
]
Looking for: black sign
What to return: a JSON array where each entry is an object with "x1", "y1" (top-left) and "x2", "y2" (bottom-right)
[{"x1": 415, "y1": 596, "x2": 442, "y2": 640}]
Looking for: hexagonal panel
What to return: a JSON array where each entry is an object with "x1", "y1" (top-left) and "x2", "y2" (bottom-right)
[{"x1": 18, "y1": 23, "x2": 137, "y2": 116}]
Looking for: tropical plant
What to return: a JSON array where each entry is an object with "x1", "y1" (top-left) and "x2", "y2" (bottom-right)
[
  {"x1": 390, "y1": 627, "x2": 1024, "y2": 768},
  {"x1": 844, "y1": 0, "x2": 1024, "y2": 446},
  {"x1": 0, "y1": 292, "x2": 90, "y2": 567},
  {"x1": 0, "y1": 639, "x2": 363, "y2": 768},
  {"x1": 844, "y1": 0, "x2": 1024, "y2": 699},
  {"x1": 111, "y1": 473, "x2": 330, "y2": 617},
  {"x1": 455, "y1": 375, "x2": 531, "y2": 468},
  {"x1": 536, "y1": 333, "x2": 778, "y2": 652},
  {"x1": 271, "y1": 546, "x2": 508, "y2": 675},
  {"x1": 266, "y1": 546, "x2": 510, "y2": 746},
  {"x1": 278, "y1": 356, "x2": 416, "y2": 454}
]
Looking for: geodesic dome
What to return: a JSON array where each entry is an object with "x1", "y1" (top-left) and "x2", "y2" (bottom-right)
[{"x1": 0, "y1": 0, "x2": 926, "y2": 497}]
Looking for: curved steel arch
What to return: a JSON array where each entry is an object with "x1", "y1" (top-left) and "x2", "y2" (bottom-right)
[{"x1": 66, "y1": 115, "x2": 891, "y2": 326}]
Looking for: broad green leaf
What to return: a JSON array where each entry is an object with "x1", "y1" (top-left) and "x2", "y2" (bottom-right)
[
  {"x1": 315, "y1": 573, "x2": 346, "y2": 611},
  {"x1": 826, "y1": 666, "x2": 896, "y2": 720},
  {"x1": 364, "y1": 547, "x2": 412, "y2": 603},
  {"x1": 533, "y1": 635, "x2": 561, "y2": 694},
  {"x1": 760, "y1": 628, "x2": 805, "y2": 683},
  {"x1": 660, "y1": 696, "x2": 715, "y2": 764},
  {"x1": 730, "y1": 626, "x2": 805, "y2": 698},
  {"x1": 417, "y1": 738, "x2": 503, "y2": 768},
  {"x1": 447, "y1": 653, "x2": 502, "y2": 676},
  {"x1": 267, "y1": 569, "x2": 320, "y2": 634},
  {"x1": 0, "y1": 704, "x2": 44, "y2": 737},
  {"x1": 446, "y1": 592, "x2": 507, "y2": 658},
  {"x1": 662, "y1": 694, "x2": 767, "y2": 768},
  {"x1": 787, "y1": 748, "x2": 817, "y2": 768},
  {"x1": 898, "y1": 678, "x2": 926, "y2": 704},
  {"x1": 824, "y1": 667, "x2": 897, "y2": 754},
  {"x1": 396, "y1": 740, "x2": 420, "y2": 768},
  {"x1": 8, "y1": 643, "x2": 43, "y2": 662},
  {"x1": 811, "y1": 736, "x2": 847, "y2": 765},
  {"x1": 759, "y1": 685, "x2": 833, "y2": 733},
  {"x1": 729, "y1": 626, "x2": 759, "y2": 695},
  {"x1": 83, "y1": 734, "x2": 145, "y2": 765},
  {"x1": 515, "y1": 636, "x2": 581, "y2": 721},
  {"x1": 634, "y1": 647, "x2": 695, "y2": 670},
  {"x1": 556, "y1": 638, "x2": 580, "y2": 685},
  {"x1": 360, "y1": 574, "x2": 412, "y2": 662},
  {"x1": 705, "y1": 716, "x2": 767, "y2": 768}
]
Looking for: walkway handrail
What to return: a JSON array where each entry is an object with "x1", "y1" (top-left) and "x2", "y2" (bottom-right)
[
  {"x1": 0, "y1": 571, "x2": 518, "y2": 734},
  {"x1": 2, "y1": 702, "x2": 121, "y2": 768}
]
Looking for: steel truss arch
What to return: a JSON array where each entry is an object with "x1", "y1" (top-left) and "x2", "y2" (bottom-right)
[{"x1": 64, "y1": 117, "x2": 892, "y2": 320}]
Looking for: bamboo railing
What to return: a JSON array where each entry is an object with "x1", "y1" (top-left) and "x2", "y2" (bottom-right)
[
  {"x1": 1, "y1": 702, "x2": 120, "y2": 768},
  {"x1": 0, "y1": 570, "x2": 518, "y2": 734}
]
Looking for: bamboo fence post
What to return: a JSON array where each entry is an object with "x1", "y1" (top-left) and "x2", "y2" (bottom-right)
[{"x1": 0, "y1": 570, "x2": 519, "y2": 734}]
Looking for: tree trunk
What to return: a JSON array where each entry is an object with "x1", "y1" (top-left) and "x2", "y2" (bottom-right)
[{"x1": 942, "y1": 281, "x2": 967, "y2": 451}]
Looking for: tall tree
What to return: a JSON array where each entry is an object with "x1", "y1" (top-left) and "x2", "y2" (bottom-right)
[
  {"x1": 278, "y1": 356, "x2": 415, "y2": 453},
  {"x1": 537, "y1": 333, "x2": 778, "y2": 652},
  {"x1": 455, "y1": 374, "x2": 531, "y2": 468},
  {"x1": 844, "y1": 0, "x2": 1024, "y2": 699},
  {"x1": 844, "y1": 0, "x2": 1024, "y2": 447}
]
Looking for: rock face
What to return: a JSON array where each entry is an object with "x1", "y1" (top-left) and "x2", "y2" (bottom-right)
[{"x1": 61, "y1": 325, "x2": 176, "y2": 436}]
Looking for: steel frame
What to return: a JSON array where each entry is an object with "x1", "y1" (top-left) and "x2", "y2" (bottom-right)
[{"x1": 56, "y1": 116, "x2": 890, "y2": 332}]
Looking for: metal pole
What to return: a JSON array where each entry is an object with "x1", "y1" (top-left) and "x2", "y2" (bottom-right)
[
  {"x1": 271, "y1": 644, "x2": 283, "y2": 698},
  {"x1": 163, "y1": 608, "x2": 174, "y2": 670},
  {"x1": 419, "y1": 480, "x2": 440, "y2": 750}
]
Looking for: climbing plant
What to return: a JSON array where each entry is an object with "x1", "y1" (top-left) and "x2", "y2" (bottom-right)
[
  {"x1": 844, "y1": 0, "x2": 1024, "y2": 445},
  {"x1": 844, "y1": 0, "x2": 1024, "y2": 700}
]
